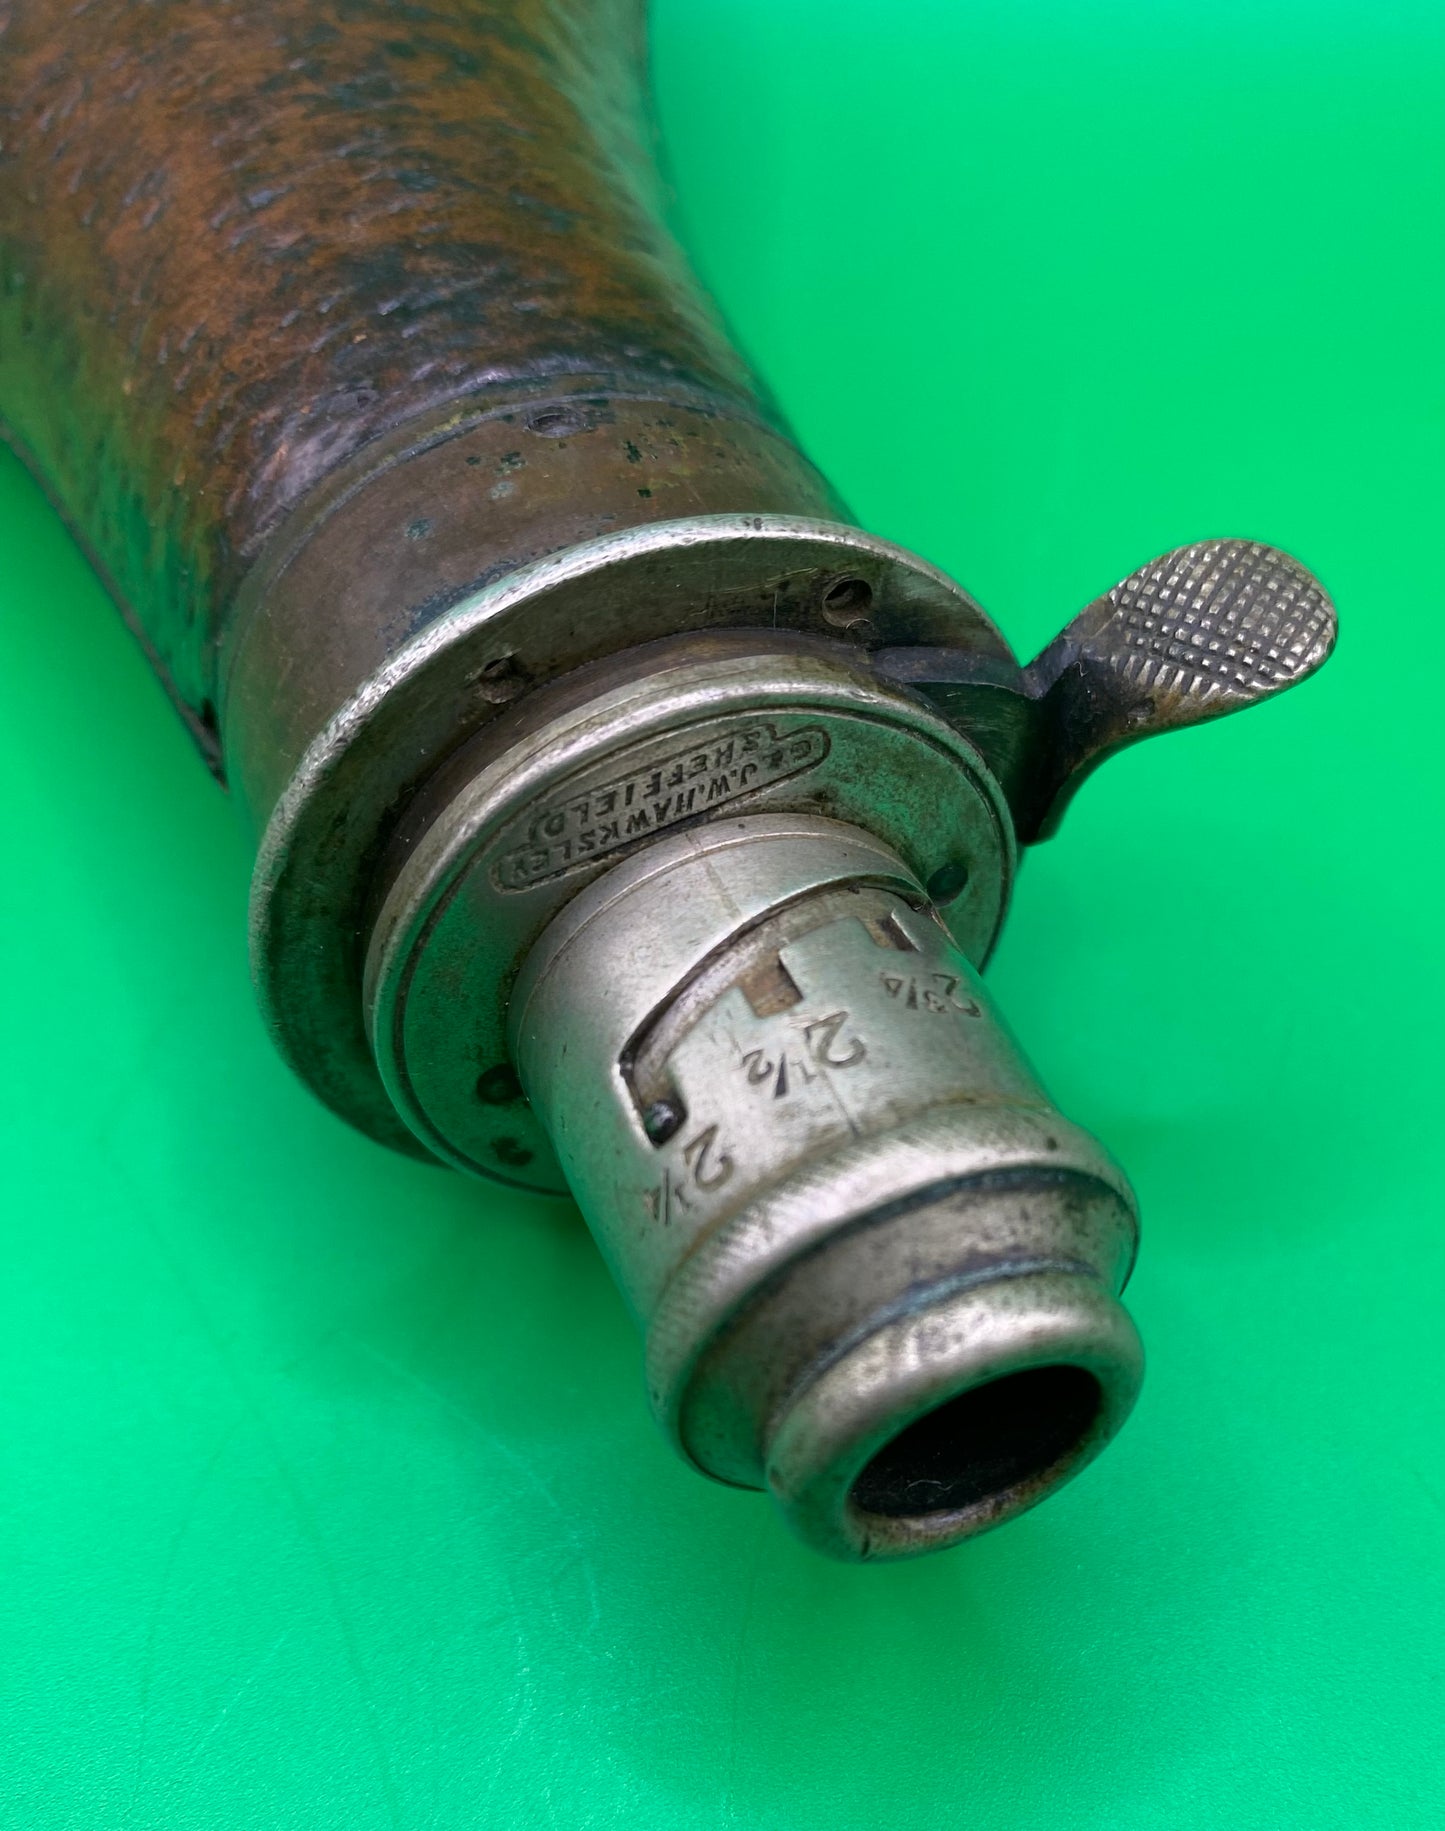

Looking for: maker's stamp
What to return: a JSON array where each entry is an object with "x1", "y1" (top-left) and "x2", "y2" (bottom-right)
[{"x1": 491, "y1": 719, "x2": 830, "y2": 891}]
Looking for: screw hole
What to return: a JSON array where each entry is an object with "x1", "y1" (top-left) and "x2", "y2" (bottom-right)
[
  {"x1": 491, "y1": 1136, "x2": 534, "y2": 1168},
  {"x1": 470, "y1": 654, "x2": 524, "y2": 705},
  {"x1": 926, "y1": 860, "x2": 970, "y2": 905},
  {"x1": 821, "y1": 577, "x2": 874, "y2": 626},
  {"x1": 476, "y1": 1064, "x2": 523, "y2": 1105},
  {"x1": 526, "y1": 406, "x2": 585, "y2": 437}
]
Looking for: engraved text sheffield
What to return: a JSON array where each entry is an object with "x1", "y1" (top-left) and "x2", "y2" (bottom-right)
[{"x1": 491, "y1": 721, "x2": 830, "y2": 891}]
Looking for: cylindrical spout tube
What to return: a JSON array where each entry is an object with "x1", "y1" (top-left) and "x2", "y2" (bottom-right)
[{"x1": 510, "y1": 814, "x2": 1141, "y2": 1559}]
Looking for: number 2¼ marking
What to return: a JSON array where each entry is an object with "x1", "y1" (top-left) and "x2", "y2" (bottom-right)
[
  {"x1": 643, "y1": 1125, "x2": 733, "y2": 1225},
  {"x1": 681, "y1": 1123, "x2": 734, "y2": 1190},
  {"x1": 644, "y1": 1171, "x2": 692, "y2": 1226}
]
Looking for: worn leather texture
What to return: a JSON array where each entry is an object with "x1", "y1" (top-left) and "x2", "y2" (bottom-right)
[{"x1": 0, "y1": 0, "x2": 772, "y2": 730}]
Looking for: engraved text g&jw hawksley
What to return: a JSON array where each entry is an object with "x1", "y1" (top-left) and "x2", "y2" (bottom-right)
[{"x1": 491, "y1": 720, "x2": 830, "y2": 891}]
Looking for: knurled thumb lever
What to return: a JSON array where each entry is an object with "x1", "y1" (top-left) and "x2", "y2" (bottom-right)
[
  {"x1": 0, "y1": 0, "x2": 1336, "y2": 1562},
  {"x1": 875, "y1": 538, "x2": 1336, "y2": 843}
]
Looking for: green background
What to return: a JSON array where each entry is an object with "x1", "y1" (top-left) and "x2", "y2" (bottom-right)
[{"x1": 2, "y1": 0, "x2": 1442, "y2": 1823}]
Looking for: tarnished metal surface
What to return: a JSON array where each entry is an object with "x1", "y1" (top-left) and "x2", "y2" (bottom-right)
[
  {"x1": 363, "y1": 636, "x2": 1014, "y2": 1188},
  {"x1": 246, "y1": 515, "x2": 1009, "y2": 1154},
  {"x1": 509, "y1": 814, "x2": 1141, "y2": 1557}
]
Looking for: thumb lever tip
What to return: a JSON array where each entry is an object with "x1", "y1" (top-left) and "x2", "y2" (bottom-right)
[{"x1": 1023, "y1": 538, "x2": 1336, "y2": 840}]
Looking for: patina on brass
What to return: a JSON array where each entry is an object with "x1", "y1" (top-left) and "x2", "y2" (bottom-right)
[{"x1": 0, "y1": 0, "x2": 1336, "y2": 1559}]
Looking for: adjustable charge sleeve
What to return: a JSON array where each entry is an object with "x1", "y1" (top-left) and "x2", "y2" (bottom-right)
[{"x1": 0, "y1": 0, "x2": 825, "y2": 762}]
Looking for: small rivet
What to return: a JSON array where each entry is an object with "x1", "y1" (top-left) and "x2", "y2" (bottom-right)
[{"x1": 642, "y1": 1099, "x2": 685, "y2": 1146}]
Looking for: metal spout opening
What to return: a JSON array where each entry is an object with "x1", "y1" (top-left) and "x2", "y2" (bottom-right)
[
  {"x1": 761, "y1": 1267, "x2": 1143, "y2": 1561},
  {"x1": 850, "y1": 1363, "x2": 1103, "y2": 1520}
]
